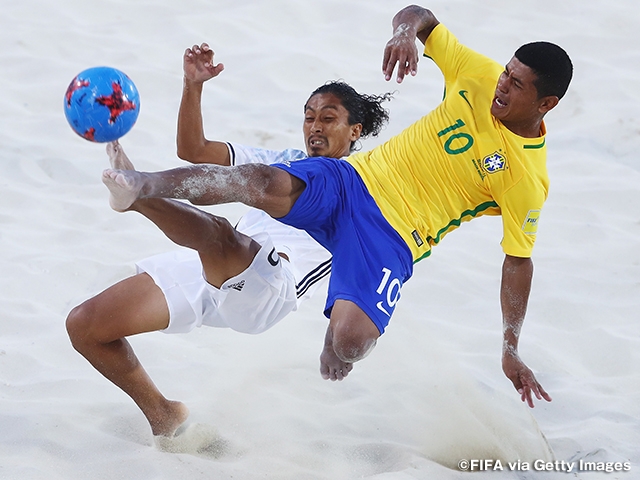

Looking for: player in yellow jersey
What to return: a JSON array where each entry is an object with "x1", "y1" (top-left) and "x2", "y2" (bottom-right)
[{"x1": 100, "y1": 5, "x2": 572, "y2": 408}]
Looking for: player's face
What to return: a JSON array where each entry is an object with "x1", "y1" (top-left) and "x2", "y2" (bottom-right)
[
  {"x1": 491, "y1": 57, "x2": 552, "y2": 137},
  {"x1": 303, "y1": 93, "x2": 362, "y2": 158}
]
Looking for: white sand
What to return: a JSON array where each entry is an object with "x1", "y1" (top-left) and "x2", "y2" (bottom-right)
[{"x1": 1, "y1": 1, "x2": 639, "y2": 479}]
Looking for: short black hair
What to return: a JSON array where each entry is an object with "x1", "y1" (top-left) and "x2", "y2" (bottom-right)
[
  {"x1": 306, "y1": 81, "x2": 393, "y2": 151},
  {"x1": 515, "y1": 42, "x2": 573, "y2": 100}
]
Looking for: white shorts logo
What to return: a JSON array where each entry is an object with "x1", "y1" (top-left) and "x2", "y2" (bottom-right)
[
  {"x1": 228, "y1": 280, "x2": 245, "y2": 292},
  {"x1": 267, "y1": 248, "x2": 280, "y2": 266}
]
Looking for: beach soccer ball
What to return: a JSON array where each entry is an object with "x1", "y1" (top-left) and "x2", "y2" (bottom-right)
[{"x1": 64, "y1": 66, "x2": 140, "y2": 143}]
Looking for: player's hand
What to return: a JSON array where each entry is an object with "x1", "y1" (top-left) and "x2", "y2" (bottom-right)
[
  {"x1": 382, "y1": 25, "x2": 419, "y2": 83},
  {"x1": 183, "y1": 43, "x2": 224, "y2": 84},
  {"x1": 502, "y1": 351, "x2": 552, "y2": 408}
]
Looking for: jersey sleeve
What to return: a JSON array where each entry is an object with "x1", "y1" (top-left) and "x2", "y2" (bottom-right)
[
  {"x1": 424, "y1": 24, "x2": 502, "y2": 87},
  {"x1": 228, "y1": 143, "x2": 307, "y2": 166},
  {"x1": 497, "y1": 180, "x2": 547, "y2": 258}
]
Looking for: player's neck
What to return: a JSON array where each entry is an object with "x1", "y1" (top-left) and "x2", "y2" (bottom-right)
[{"x1": 500, "y1": 118, "x2": 544, "y2": 138}]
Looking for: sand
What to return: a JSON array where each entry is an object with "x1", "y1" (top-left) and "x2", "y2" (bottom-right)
[{"x1": 0, "y1": 0, "x2": 638, "y2": 479}]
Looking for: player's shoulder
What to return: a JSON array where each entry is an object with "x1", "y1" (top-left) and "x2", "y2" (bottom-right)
[
  {"x1": 229, "y1": 143, "x2": 307, "y2": 166},
  {"x1": 278, "y1": 148, "x2": 308, "y2": 163}
]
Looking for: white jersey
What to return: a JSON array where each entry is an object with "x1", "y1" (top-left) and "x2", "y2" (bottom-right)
[{"x1": 229, "y1": 143, "x2": 331, "y2": 303}]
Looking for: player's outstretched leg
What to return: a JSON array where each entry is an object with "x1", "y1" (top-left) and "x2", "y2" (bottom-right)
[
  {"x1": 66, "y1": 273, "x2": 189, "y2": 437},
  {"x1": 105, "y1": 142, "x2": 263, "y2": 287},
  {"x1": 102, "y1": 152, "x2": 303, "y2": 218}
]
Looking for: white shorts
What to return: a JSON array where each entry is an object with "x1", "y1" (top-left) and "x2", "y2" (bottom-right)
[{"x1": 136, "y1": 233, "x2": 298, "y2": 335}]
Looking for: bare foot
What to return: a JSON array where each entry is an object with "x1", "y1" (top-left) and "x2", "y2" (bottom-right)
[
  {"x1": 320, "y1": 345, "x2": 353, "y2": 381},
  {"x1": 148, "y1": 400, "x2": 190, "y2": 437},
  {"x1": 154, "y1": 423, "x2": 229, "y2": 458},
  {"x1": 102, "y1": 168, "x2": 144, "y2": 212},
  {"x1": 106, "y1": 140, "x2": 135, "y2": 170}
]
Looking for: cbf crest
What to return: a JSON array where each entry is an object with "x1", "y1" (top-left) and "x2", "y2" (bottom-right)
[{"x1": 483, "y1": 151, "x2": 506, "y2": 173}]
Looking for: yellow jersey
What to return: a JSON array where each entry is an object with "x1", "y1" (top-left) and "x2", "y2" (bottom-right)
[{"x1": 348, "y1": 24, "x2": 549, "y2": 262}]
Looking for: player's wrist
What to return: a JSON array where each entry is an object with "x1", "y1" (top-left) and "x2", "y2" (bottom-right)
[
  {"x1": 502, "y1": 339, "x2": 519, "y2": 358},
  {"x1": 183, "y1": 76, "x2": 205, "y2": 89},
  {"x1": 392, "y1": 22, "x2": 417, "y2": 39}
]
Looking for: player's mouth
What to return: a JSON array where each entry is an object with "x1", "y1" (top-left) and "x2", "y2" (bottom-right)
[
  {"x1": 493, "y1": 95, "x2": 507, "y2": 109},
  {"x1": 308, "y1": 137, "x2": 326, "y2": 148}
]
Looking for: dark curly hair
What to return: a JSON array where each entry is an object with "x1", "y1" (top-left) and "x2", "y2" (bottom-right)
[{"x1": 305, "y1": 81, "x2": 393, "y2": 152}]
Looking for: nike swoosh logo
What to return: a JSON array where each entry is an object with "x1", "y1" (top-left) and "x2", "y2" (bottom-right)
[
  {"x1": 458, "y1": 90, "x2": 473, "y2": 110},
  {"x1": 376, "y1": 301, "x2": 391, "y2": 317}
]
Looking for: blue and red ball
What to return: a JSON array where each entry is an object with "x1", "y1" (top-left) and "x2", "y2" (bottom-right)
[{"x1": 64, "y1": 66, "x2": 140, "y2": 143}]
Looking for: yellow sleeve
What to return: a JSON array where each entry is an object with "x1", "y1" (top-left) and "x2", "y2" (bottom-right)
[
  {"x1": 498, "y1": 179, "x2": 548, "y2": 258},
  {"x1": 500, "y1": 192, "x2": 543, "y2": 258},
  {"x1": 424, "y1": 24, "x2": 500, "y2": 87}
]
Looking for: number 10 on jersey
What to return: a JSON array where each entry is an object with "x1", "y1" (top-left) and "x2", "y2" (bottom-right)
[{"x1": 375, "y1": 267, "x2": 402, "y2": 317}]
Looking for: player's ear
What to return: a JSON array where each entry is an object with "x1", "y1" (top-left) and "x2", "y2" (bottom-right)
[
  {"x1": 350, "y1": 123, "x2": 363, "y2": 141},
  {"x1": 538, "y1": 95, "x2": 559, "y2": 115}
]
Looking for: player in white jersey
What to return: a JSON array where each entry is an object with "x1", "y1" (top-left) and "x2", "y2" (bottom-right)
[
  {"x1": 66, "y1": 43, "x2": 392, "y2": 440},
  {"x1": 134, "y1": 143, "x2": 330, "y2": 335}
]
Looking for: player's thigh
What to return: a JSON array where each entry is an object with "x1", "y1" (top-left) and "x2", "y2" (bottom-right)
[
  {"x1": 198, "y1": 220, "x2": 261, "y2": 288},
  {"x1": 68, "y1": 273, "x2": 169, "y2": 343}
]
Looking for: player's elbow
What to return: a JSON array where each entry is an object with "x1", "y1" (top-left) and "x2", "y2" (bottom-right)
[
  {"x1": 176, "y1": 144, "x2": 198, "y2": 163},
  {"x1": 176, "y1": 138, "x2": 209, "y2": 163}
]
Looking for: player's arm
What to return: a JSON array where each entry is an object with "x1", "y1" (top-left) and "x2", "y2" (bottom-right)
[
  {"x1": 500, "y1": 254, "x2": 552, "y2": 408},
  {"x1": 382, "y1": 5, "x2": 440, "y2": 83},
  {"x1": 176, "y1": 43, "x2": 230, "y2": 165}
]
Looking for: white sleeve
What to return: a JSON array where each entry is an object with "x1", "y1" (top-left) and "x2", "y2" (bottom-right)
[{"x1": 227, "y1": 143, "x2": 307, "y2": 166}]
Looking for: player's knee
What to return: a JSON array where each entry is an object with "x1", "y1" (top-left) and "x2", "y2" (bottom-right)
[
  {"x1": 329, "y1": 302, "x2": 381, "y2": 363},
  {"x1": 65, "y1": 301, "x2": 96, "y2": 352},
  {"x1": 200, "y1": 215, "x2": 240, "y2": 250},
  {"x1": 198, "y1": 215, "x2": 249, "y2": 258},
  {"x1": 332, "y1": 329, "x2": 378, "y2": 363}
]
